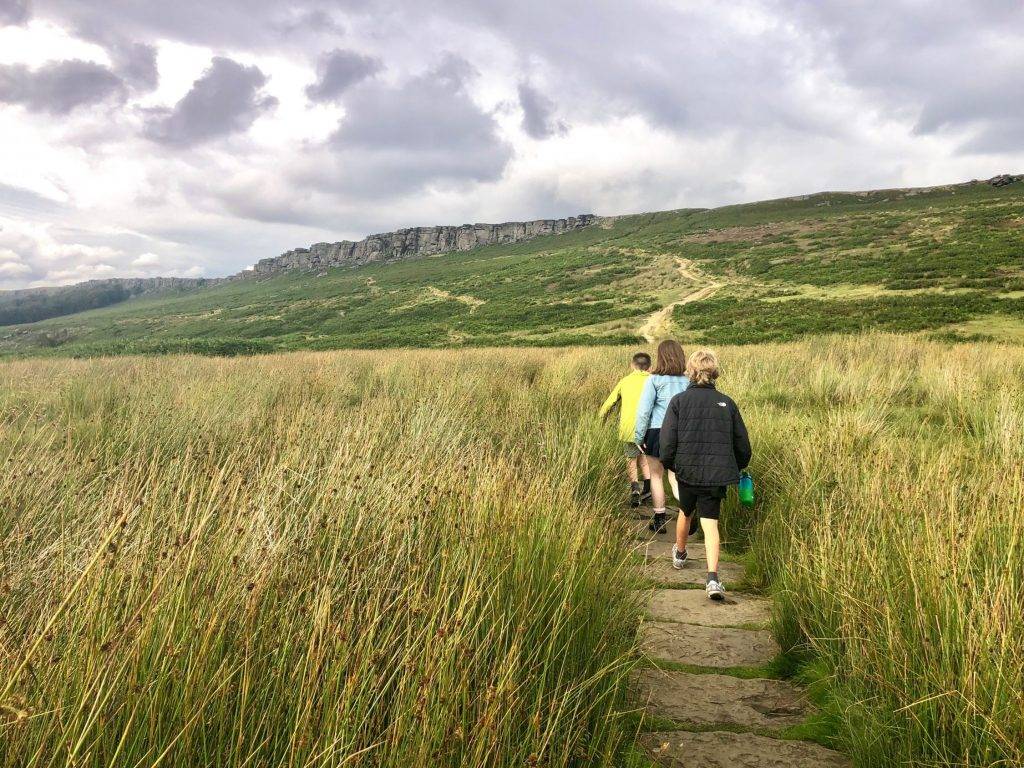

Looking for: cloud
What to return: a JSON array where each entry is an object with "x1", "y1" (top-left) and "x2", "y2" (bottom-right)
[
  {"x1": 783, "y1": 0, "x2": 1024, "y2": 154},
  {"x1": 320, "y1": 53, "x2": 512, "y2": 196},
  {"x1": 0, "y1": 0, "x2": 29, "y2": 26},
  {"x1": 143, "y1": 56, "x2": 277, "y2": 147},
  {"x1": 110, "y1": 42, "x2": 159, "y2": 90},
  {"x1": 0, "y1": 59, "x2": 125, "y2": 114},
  {"x1": 0, "y1": 183, "x2": 67, "y2": 216},
  {"x1": 131, "y1": 251, "x2": 160, "y2": 267},
  {"x1": 29, "y1": 0, "x2": 357, "y2": 50},
  {"x1": 306, "y1": 48, "x2": 383, "y2": 102},
  {"x1": 517, "y1": 81, "x2": 566, "y2": 139}
]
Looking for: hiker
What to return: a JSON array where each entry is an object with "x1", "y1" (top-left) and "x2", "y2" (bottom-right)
[
  {"x1": 634, "y1": 340, "x2": 689, "y2": 534},
  {"x1": 660, "y1": 349, "x2": 751, "y2": 601},
  {"x1": 600, "y1": 352, "x2": 653, "y2": 507}
]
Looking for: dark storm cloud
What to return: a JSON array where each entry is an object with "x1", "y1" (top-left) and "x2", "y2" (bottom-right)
[
  {"x1": 0, "y1": 0, "x2": 29, "y2": 26},
  {"x1": 517, "y1": 81, "x2": 565, "y2": 139},
  {"x1": 306, "y1": 49, "x2": 383, "y2": 102},
  {"x1": 143, "y1": 57, "x2": 277, "y2": 147},
  {"x1": 321, "y1": 54, "x2": 512, "y2": 195},
  {"x1": 0, "y1": 59, "x2": 125, "y2": 114}
]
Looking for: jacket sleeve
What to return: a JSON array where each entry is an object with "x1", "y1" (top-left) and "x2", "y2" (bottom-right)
[
  {"x1": 634, "y1": 377, "x2": 656, "y2": 444},
  {"x1": 731, "y1": 401, "x2": 752, "y2": 470},
  {"x1": 660, "y1": 396, "x2": 680, "y2": 472},
  {"x1": 599, "y1": 380, "x2": 621, "y2": 419}
]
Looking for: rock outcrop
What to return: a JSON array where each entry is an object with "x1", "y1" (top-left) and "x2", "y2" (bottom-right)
[
  {"x1": 987, "y1": 173, "x2": 1024, "y2": 187},
  {"x1": 243, "y1": 214, "x2": 598, "y2": 277}
]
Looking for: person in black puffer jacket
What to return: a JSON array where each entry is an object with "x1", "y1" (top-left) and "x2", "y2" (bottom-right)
[{"x1": 660, "y1": 349, "x2": 751, "y2": 601}]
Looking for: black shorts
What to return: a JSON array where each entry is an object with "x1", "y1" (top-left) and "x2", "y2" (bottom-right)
[
  {"x1": 678, "y1": 483, "x2": 726, "y2": 520},
  {"x1": 641, "y1": 428, "x2": 661, "y2": 459}
]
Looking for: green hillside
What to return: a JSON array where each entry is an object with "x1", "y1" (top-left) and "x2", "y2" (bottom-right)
[{"x1": 3, "y1": 180, "x2": 1023, "y2": 357}]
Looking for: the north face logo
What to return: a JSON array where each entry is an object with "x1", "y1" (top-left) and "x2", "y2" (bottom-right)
[{"x1": 717, "y1": 402, "x2": 727, "y2": 407}]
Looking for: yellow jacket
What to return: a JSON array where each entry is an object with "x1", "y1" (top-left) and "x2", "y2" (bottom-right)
[{"x1": 600, "y1": 370, "x2": 650, "y2": 441}]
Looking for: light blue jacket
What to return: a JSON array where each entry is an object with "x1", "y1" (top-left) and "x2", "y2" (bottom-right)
[{"x1": 634, "y1": 374, "x2": 690, "y2": 442}]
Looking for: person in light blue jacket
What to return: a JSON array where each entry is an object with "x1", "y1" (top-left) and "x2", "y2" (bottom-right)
[{"x1": 634, "y1": 339, "x2": 689, "y2": 534}]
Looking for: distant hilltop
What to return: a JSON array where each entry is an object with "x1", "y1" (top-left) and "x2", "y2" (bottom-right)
[
  {"x1": 0, "y1": 214, "x2": 599, "y2": 327},
  {"x1": 243, "y1": 214, "x2": 599, "y2": 277}
]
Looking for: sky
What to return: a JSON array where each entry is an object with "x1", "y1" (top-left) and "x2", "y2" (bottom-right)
[{"x1": 0, "y1": 1, "x2": 1022, "y2": 288}]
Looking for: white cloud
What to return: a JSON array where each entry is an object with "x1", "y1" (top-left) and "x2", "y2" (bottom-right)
[{"x1": 131, "y1": 252, "x2": 161, "y2": 267}]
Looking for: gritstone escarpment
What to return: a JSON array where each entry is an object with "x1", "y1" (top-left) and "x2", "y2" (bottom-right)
[{"x1": 244, "y1": 214, "x2": 599, "y2": 277}]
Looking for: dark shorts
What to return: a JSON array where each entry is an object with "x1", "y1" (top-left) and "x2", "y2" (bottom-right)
[
  {"x1": 678, "y1": 483, "x2": 726, "y2": 520},
  {"x1": 641, "y1": 428, "x2": 661, "y2": 459}
]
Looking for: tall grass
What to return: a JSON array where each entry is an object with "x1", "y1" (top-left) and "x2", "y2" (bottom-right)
[
  {"x1": 2, "y1": 336, "x2": 1022, "y2": 767},
  {"x1": 723, "y1": 336, "x2": 1024, "y2": 767},
  {"x1": 0, "y1": 350, "x2": 643, "y2": 767}
]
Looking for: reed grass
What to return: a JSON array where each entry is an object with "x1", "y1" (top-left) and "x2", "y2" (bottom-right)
[
  {"x1": 0, "y1": 350, "x2": 644, "y2": 767},
  {"x1": 724, "y1": 335, "x2": 1024, "y2": 767},
  {"x1": 2, "y1": 335, "x2": 1021, "y2": 767}
]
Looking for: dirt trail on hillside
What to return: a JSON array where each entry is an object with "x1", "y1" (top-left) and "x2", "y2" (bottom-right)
[
  {"x1": 639, "y1": 258, "x2": 722, "y2": 343},
  {"x1": 634, "y1": 514, "x2": 850, "y2": 767}
]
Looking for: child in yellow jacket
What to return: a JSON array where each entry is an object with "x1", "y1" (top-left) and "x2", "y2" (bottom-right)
[{"x1": 600, "y1": 352, "x2": 653, "y2": 507}]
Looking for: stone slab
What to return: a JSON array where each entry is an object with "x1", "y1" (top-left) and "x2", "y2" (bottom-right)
[
  {"x1": 647, "y1": 589, "x2": 772, "y2": 627},
  {"x1": 641, "y1": 558, "x2": 743, "y2": 586},
  {"x1": 636, "y1": 669, "x2": 807, "y2": 731},
  {"x1": 641, "y1": 621, "x2": 779, "y2": 668},
  {"x1": 634, "y1": 538, "x2": 706, "y2": 562},
  {"x1": 634, "y1": 513, "x2": 682, "y2": 540},
  {"x1": 641, "y1": 731, "x2": 850, "y2": 767}
]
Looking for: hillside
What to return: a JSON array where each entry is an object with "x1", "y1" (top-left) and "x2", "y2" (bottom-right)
[{"x1": 2, "y1": 176, "x2": 1023, "y2": 356}]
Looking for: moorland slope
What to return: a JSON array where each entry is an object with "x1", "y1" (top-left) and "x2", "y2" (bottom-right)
[{"x1": 2, "y1": 176, "x2": 1022, "y2": 356}]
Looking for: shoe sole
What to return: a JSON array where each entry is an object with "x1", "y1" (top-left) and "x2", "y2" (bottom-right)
[
  {"x1": 708, "y1": 591, "x2": 725, "y2": 601},
  {"x1": 672, "y1": 560, "x2": 686, "y2": 570}
]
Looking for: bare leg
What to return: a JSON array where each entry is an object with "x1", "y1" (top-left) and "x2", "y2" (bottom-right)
[
  {"x1": 626, "y1": 456, "x2": 638, "y2": 483},
  {"x1": 701, "y1": 517, "x2": 721, "y2": 575},
  {"x1": 639, "y1": 454, "x2": 651, "y2": 480},
  {"x1": 647, "y1": 458, "x2": 665, "y2": 510},
  {"x1": 666, "y1": 470, "x2": 679, "y2": 502},
  {"x1": 675, "y1": 506, "x2": 690, "y2": 553}
]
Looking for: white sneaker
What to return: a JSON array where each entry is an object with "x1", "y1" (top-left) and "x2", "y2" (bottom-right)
[
  {"x1": 706, "y1": 579, "x2": 726, "y2": 601},
  {"x1": 672, "y1": 545, "x2": 687, "y2": 570}
]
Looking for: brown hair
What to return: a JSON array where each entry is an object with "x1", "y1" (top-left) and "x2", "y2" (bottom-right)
[
  {"x1": 651, "y1": 339, "x2": 686, "y2": 376},
  {"x1": 686, "y1": 349, "x2": 720, "y2": 385}
]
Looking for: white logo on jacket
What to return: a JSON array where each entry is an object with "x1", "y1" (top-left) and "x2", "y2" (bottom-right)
[{"x1": 717, "y1": 402, "x2": 727, "y2": 407}]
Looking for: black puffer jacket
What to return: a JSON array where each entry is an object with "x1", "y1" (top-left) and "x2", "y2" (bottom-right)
[{"x1": 660, "y1": 384, "x2": 752, "y2": 486}]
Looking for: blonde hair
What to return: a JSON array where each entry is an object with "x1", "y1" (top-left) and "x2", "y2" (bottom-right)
[{"x1": 686, "y1": 349, "x2": 720, "y2": 385}]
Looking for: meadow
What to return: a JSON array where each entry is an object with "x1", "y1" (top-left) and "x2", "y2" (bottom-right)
[{"x1": 1, "y1": 335, "x2": 1022, "y2": 767}]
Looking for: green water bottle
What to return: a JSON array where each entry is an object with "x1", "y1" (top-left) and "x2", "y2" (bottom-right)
[{"x1": 738, "y1": 471, "x2": 755, "y2": 507}]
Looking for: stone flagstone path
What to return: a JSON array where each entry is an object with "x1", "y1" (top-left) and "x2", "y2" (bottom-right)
[{"x1": 634, "y1": 513, "x2": 850, "y2": 767}]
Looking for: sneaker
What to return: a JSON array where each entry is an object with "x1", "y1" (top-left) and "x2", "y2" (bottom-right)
[
  {"x1": 630, "y1": 489, "x2": 642, "y2": 508},
  {"x1": 648, "y1": 512, "x2": 667, "y2": 534},
  {"x1": 706, "y1": 579, "x2": 726, "y2": 601},
  {"x1": 641, "y1": 489, "x2": 653, "y2": 504},
  {"x1": 672, "y1": 545, "x2": 687, "y2": 569}
]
